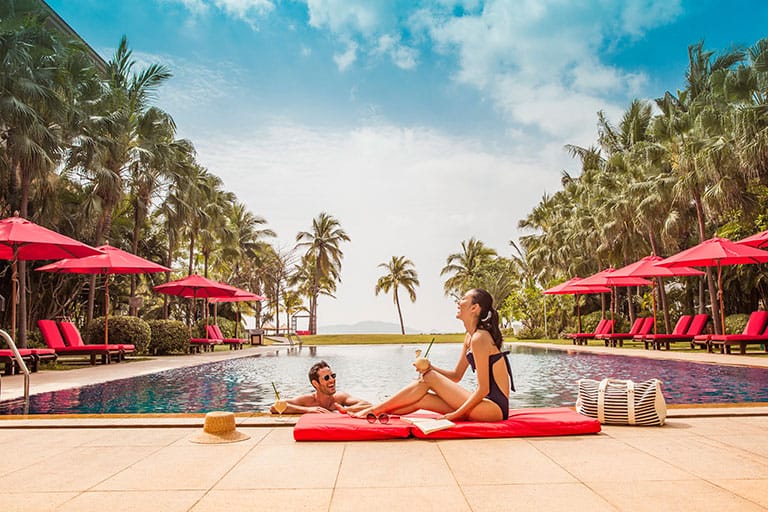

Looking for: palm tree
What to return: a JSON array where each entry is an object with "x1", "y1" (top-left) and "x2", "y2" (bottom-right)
[
  {"x1": 295, "y1": 213, "x2": 350, "y2": 334},
  {"x1": 440, "y1": 237, "x2": 497, "y2": 298},
  {"x1": 375, "y1": 256, "x2": 419, "y2": 335}
]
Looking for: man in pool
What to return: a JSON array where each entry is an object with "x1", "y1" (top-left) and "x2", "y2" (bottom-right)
[{"x1": 269, "y1": 360, "x2": 372, "y2": 414}]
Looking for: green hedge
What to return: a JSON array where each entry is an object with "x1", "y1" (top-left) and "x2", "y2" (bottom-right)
[
  {"x1": 724, "y1": 313, "x2": 750, "y2": 334},
  {"x1": 85, "y1": 316, "x2": 151, "y2": 354},
  {"x1": 147, "y1": 320, "x2": 189, "y2": 355}
]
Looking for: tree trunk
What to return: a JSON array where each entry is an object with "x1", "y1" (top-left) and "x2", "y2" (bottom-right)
[
  {"x1": 129, "y1": 201, "x2": 141, "y2": 316},
  {"x1": 394, "y1": 289, "x2": 404, "y2": 335},
  {"x1": 17, "y1": 175, "x2": 30, "y2": 347}
]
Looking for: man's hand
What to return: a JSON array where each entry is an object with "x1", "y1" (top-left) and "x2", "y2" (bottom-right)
[{"x1": 306, "y1": 406, "x2": 333, "y2": 413}]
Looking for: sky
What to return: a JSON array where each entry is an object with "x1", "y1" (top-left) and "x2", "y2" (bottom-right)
[{"x1": 47, "y1": 0, "x2": 768, "y2": 333}]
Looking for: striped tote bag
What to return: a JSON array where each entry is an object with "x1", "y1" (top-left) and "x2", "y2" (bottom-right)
[{"x1": 576, "y1": 378, "x2": 666, "y2": 426}]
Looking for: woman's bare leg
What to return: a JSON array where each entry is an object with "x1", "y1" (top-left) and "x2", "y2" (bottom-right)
[{"x1": 355, "y1": 370, "x2": 473, "y2": 417}]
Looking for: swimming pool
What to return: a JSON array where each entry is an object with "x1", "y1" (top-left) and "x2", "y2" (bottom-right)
[{"x1": 2, "y1": 343, "x2": 768, "y2": 414}]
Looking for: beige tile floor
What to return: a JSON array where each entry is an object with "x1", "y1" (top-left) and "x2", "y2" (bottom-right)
[{"x1": 0, "y1": 342, "x2": 767, "y2": 511}]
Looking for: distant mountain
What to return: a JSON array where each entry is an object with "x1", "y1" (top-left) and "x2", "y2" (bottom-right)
[{"x1": 318, "y1": 320, "x2": 420, "y2": 334}]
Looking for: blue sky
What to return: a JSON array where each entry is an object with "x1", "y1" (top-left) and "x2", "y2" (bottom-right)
[{"x1": 47, "y1": 0, "x2": 768, "y2": 333}]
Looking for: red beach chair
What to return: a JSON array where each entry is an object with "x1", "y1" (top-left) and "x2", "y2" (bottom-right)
[{"x1": 38, "y1": 319, "x2": 121, "y2": 365}]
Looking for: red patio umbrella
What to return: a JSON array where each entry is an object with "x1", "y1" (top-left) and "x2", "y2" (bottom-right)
[
  {"x1": 0, "y1": 214, "x2": 101, "y2": 343},
  {"x1": 154, "y1": 274, "x2": 239, "y2": 337},
  {"x1": 612, "y1": 255, "x2": 704, "y2": 333},
  {"x1": 656, "y1": 237, "x2": 768, "y2": 334},
  {"x1": 543, "y1": 277, "x2": 610, "y2": 332},
  {"x1": 37, "y1": 244, "x2": 171, "y2": 343},
  {"x1": 208, "y1": 286, "x2": 266, "y2": 338},
  {"x1": 736, "y1": 229, "x2": 768, "y2": 248},
  {"x1": 579, "y1": 268, "x2": 653, "y2": 334}
]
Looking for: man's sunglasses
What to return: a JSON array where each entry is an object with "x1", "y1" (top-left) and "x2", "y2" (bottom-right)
[{"x1": 321, "y1": 373, "x2": 337, "y2": 381}]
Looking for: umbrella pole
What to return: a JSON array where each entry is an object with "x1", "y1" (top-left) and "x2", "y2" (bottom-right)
[
  {"x1": 576, "y1": 295, "x2": 582, "y2": 333},
  {"x1": 104, "y1": 276, "x2": 110, "y2": 344},
  {"x1": 718, "y1": 262, "x2": 725, "y2": 335},
  {"x1": 10, "y1": 255, "x2": 18, "y2": 341},
  {"x1": 651, "y1": 281, "x2": 657, "y2": 335}
]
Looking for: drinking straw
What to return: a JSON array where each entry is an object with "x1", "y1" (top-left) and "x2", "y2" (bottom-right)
[
  {"x1": 271, "y1": 381, "x2": 281, "y2": 400},
  {"x1": 423, "y1": 337, "x2": 435, "y2": 359}
]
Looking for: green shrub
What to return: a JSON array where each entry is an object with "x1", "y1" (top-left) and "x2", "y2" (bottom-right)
[
  {"x1": 516, "y1": 326, "x2": 544, "y2": 339},
  {"x1": 724, "y1": 313, "x2": 750, "y2": 335},
  {"x1": 85, "y1": 316, "x2": 151, "y2": 354},
  {"x1": 147, "y1": 320, "x2": 189, "y2": 355},
  {"x1": 192, "y1": 317, "x2": 244, "y2": 339}
]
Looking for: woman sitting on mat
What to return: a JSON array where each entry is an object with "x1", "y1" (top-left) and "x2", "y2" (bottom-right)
[{"x1": 354, "y1": 288, "x2": 514, "y2": 422}]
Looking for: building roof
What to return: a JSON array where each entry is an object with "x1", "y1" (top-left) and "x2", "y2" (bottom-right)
[{"x1": 33, "y1": 0, "x2": 109, "y2": 75}]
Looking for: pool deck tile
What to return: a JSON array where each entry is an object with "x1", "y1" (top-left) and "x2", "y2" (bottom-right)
[{"x1": 1, "y1": 343, "x2": 768, "y2": 511}]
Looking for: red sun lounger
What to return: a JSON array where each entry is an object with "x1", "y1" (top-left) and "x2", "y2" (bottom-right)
[
  {"x1": 207, "y1": 324, "x2": 244, "y2": 350},
  {"x1": 566, "y1": 319, "x2": 613, "y2": 345},
  {"x1": 694, "y1": 310, "x2": 768, "y2": 355},
  {"x1": 38, "y1": 320, "x2": 121, "y2": 365},
  {"x1": 597, "y1": 317, "x2": 654, "y2": 347},
  {"x1": 58, "y1": 321, "x2": 135, "y2": 360},
  {"x1": 641, "y1": 314, "x2": 710, "y2": 350},
  {"x1": 636, "y1": 315, "x2": 692, "y2": 350}
]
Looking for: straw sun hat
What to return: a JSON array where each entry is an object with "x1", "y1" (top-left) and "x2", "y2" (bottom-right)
[{"x1": 190, "y1": 411, "x2": 250, "y2": 444}]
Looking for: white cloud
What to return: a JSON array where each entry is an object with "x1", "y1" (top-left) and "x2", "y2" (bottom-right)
[
  {"x1": 305, "y1": 0, "x2": 386, "y2": 36},
  {"x1": 620, "y1": 0, "x2": 683, "y2": 39},
  {"x1": 374, "y1": 34, "x2": 418, "y2": 70},
  {"x1": 164, "y1": 0, "x2": 274, "y2": 28},
  {"x1": 415, "y1": 0, "x2": 679, "y2": 141},
  {"x1": 334, "y1": 41, "x2": 358, "y2": 71}
]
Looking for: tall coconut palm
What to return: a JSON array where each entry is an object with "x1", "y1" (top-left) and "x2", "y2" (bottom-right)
[
  {"x1": 295, "y1": 213, "x2": 350, "y2": 334},
  {"x1": 68, "y1": 36, "x2": 172, "y2": 321},
  {"x1": 441, "y1": 237, "x2": 497, "y2": 298},
  {"x1": 375, "y1": 256, "x2": 419, "y2": 335}
]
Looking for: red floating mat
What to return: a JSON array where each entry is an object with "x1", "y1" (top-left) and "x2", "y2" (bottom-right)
[
  {"x1": 293, "y1": 407, "x2": 600, "y2": 441},
  {"x1": 409, "y1": 407, "x2": 601, "y2": 439},
  {"x1": 293, "y1": 413, "x2": 412, "y2": 441}
]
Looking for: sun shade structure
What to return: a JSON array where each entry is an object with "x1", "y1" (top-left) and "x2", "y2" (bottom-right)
[
  {"x1": 543, "y1": 277, "x2": 611, "y2": 333},
  {"x1": 655, "y1": 237, "x2": 768, "y2": 334},
  {"x1": 154, "y1": 274, "x2": 240, "y2": 337},
  {"x1": 37, "y1": 245, "x2": 171, "y2": 343},
  {"x1": 611, "y1": 255, "x2": 704, "y2": 333},
  {"x1": 736, "y1": 229, "x2": 768, "y2": 248},
  {"x1": 578, "y1": 268, "x2": 654, "y2": 335},
  {"x1": 208, "y1": 284, "x2": 266, "y2": 338},
  {"x1": 0, "y1": 214, "x2": 101, "y2": 342}
]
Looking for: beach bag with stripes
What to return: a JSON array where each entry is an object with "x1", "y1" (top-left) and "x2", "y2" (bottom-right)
[{"x1": 576, "y1": 378, "x2": 666, "y2": 426}]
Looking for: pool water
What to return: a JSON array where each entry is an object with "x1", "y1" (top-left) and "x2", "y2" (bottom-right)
[{"x1": 2, "y1": 344, "x2": 768, "y2": 414}]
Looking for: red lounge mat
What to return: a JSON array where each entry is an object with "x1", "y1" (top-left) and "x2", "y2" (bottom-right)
[
  {"x1": 293, "y1": 413, "x2": 412, "y2": 441},
  {"x1": 293, "y1": 407, "x2": 600, "y2": 441},
  {"x1": 410, "y1": 407, "x2": 601, "y2": 439}
]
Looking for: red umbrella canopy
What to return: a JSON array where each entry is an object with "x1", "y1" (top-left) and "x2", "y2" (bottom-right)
[
  {"x1": 208, "y1": 288, "x2": 267, "y2": 303},
  {"x1": 0, "y1": 214, "x2": 102, "y2": 341},
  {"x1": 655, "y1": 237, "x2": 768, "y2": 268},
  {"x1": 0, "y1": 215, "x2": 101, "y2": 260},
  {"x1": 36, "y1": 245, "x2": 170, "y2": 274},
  {"x1": 612, "y1": 255, "x2": 704, "y2": 278},
  {"x1": 737, "y1": 230, "x2": 768, "y2": 249},
  {"x1": 543, "y1": 277, "x2": 611, "y2": 295},
  {"x1": 579, "y1": 267, "x2": 653, "y2": 287},
  {"x1": 153, "y1": 274, "x2": 240, "y2": 298}
]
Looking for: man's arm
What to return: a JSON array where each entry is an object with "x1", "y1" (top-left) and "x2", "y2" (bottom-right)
[
  {"x1": 335, "y1": 392, "x2": 372, "y2": 413},
  {"x1": 269, "y1": 394, "x2": 332, "y2": 414}
]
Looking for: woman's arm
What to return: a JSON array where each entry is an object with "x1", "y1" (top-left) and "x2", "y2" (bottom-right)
[
  {"x1": 423, "y1": 338, "x2": 470, "y2": 382},
  {"x1": 443, "y1": 333, "x2": 492, "y2": 420}
]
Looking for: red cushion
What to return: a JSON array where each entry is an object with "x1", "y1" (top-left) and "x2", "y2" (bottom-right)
[
  {"x1": 293, "y1": 408, "x2": 601, "y2": 441},
  {"x1": 293, "y1": 413, "x2": 412, "y2": 441},
  {"x1": 409, "y1": 408, "x2": 601, "y2": 439}
]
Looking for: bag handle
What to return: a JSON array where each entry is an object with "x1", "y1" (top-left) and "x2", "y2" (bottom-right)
[{"x1": 597, "y1": 378, "x2": 637, "y2": 425}]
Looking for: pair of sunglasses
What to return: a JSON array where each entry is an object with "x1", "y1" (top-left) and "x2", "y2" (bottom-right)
[
  {"x1": 322, "y1": 373, "x2": 337, "y2": 381},
  {"x1": 366, "y1": 412, "x2": 396, "y2": 424}
]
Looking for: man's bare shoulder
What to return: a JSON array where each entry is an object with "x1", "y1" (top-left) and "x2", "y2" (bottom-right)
[{"x1": 289, "y1": 393, "x2": 320, "y2": 406}]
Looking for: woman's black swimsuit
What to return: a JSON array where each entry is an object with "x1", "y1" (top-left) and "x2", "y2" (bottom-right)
[{"x1": 466, "y1": 350, "x2": 515, "y2": 420}]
